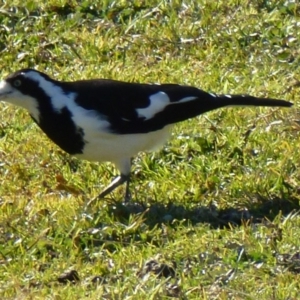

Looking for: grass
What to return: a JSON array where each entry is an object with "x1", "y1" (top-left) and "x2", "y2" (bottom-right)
[{"x1": 0, "y1": 0, "x2": 300, "y2": 298}]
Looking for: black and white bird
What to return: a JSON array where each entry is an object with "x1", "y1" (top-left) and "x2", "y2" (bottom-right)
[{"x1": 0, "y1": 69, "x2": 293, "y2": 201}]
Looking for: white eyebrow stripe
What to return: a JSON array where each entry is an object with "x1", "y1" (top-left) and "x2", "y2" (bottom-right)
[
  {"x1": 24, "y1": 71, "x2": 76, "y2": 111},
  {"x1": 0, "y1": 80, "x2": 7, "y2": 90},
  {"x1": 22, "y1": 71, "x2": 111, "y2": 132}
]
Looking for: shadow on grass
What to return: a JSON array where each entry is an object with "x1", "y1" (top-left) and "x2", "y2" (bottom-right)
[
  {"x1": 104, "y1": 194, "x2": 300, "y2": 228},
  {"x1": 76, "y1": 193, "x2": 300, "y2": 252}
]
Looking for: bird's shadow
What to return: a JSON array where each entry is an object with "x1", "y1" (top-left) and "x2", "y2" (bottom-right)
[
  {"x1": 97, "y1": 193, "x2": 300, "y2": 229},
  {"x1": 77, "y1": 193, "x2": 300, "y2": 252}
]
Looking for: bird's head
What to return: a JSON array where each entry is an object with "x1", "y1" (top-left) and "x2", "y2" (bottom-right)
[{"x1": 0, "y1": 69, "x2": 61, "y2": 122}]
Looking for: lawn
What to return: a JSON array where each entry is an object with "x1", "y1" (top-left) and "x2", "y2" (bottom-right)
[{"x1": 0, "y1": 0, "x2": 300, "y2": 299}]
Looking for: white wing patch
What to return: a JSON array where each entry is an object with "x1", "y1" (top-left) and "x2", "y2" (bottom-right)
[
  {"x1": 136, "y1": 92, "x2": 198, "y2": 120},
  {"x1": 178, "y1": 96, "x2": 197, "y2": 103},
  {"x1": 136, "y1": 92, "x2": 170, "y2": 120}
]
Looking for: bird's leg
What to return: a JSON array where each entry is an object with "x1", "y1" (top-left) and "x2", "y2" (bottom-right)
[
  {"x1": 85, "y1": 159, "x2": 132, "y2": 207},
  {"x1": 85, "y1": 173, "x2": 130, "y2": 207},
  {"x1": 98, "y1": 173, "x2": 131, "y2": 201},
  {"x1": 124, "y1": 174, "x2": 131, "y2": 203}
]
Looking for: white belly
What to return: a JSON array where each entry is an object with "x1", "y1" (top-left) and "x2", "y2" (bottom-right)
[{"x1": 76, "y1": 125, "x2": 172, "y2": 163}]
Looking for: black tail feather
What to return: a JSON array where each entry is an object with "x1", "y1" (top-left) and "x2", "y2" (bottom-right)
[{"x1": 217, "y1": 94, "x2": 293, "y2": 108}]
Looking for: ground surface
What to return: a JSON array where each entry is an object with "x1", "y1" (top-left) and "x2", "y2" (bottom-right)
[{"x1": 0, "y1": 1, "x2": 300, "y2": 299}]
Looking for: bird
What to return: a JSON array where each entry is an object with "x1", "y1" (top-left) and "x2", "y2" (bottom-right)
[{"x1": 0, "y1": 69, "x2": 293, "y2": 202}]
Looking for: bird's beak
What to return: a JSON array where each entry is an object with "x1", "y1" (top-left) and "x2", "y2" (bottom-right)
[{"x1": 0, "y1": 80, "x2": 12, "y2": 100}]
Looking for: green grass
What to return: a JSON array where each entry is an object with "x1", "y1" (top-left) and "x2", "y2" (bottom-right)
[{"x1": 0, "y1": 0, "x2": 300, "y2": 298}]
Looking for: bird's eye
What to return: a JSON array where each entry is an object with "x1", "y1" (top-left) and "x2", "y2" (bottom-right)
[{"x1": 13, "y1": 79, "x2": 22, "y2": 87}]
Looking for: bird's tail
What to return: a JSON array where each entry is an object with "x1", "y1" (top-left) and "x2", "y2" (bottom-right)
[
  {"x1": 143, "y1": 90, "x2": 293, "y2": 130},
  {"x1": 216, "y1": 94, "x2": 293, "y2": 108}
]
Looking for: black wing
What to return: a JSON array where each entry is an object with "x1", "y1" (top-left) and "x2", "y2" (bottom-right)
[{"x1": 62, "y1": 79, "x2": 292, "y2": 134}]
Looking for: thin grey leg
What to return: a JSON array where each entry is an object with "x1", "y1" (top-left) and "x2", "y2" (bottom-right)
[
  {"x1": 85, "y1": 173, "x2": 130, "y2": 207},
  {"x1": 98, "y1": 173, "x2": 130, "y2": 199}
]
